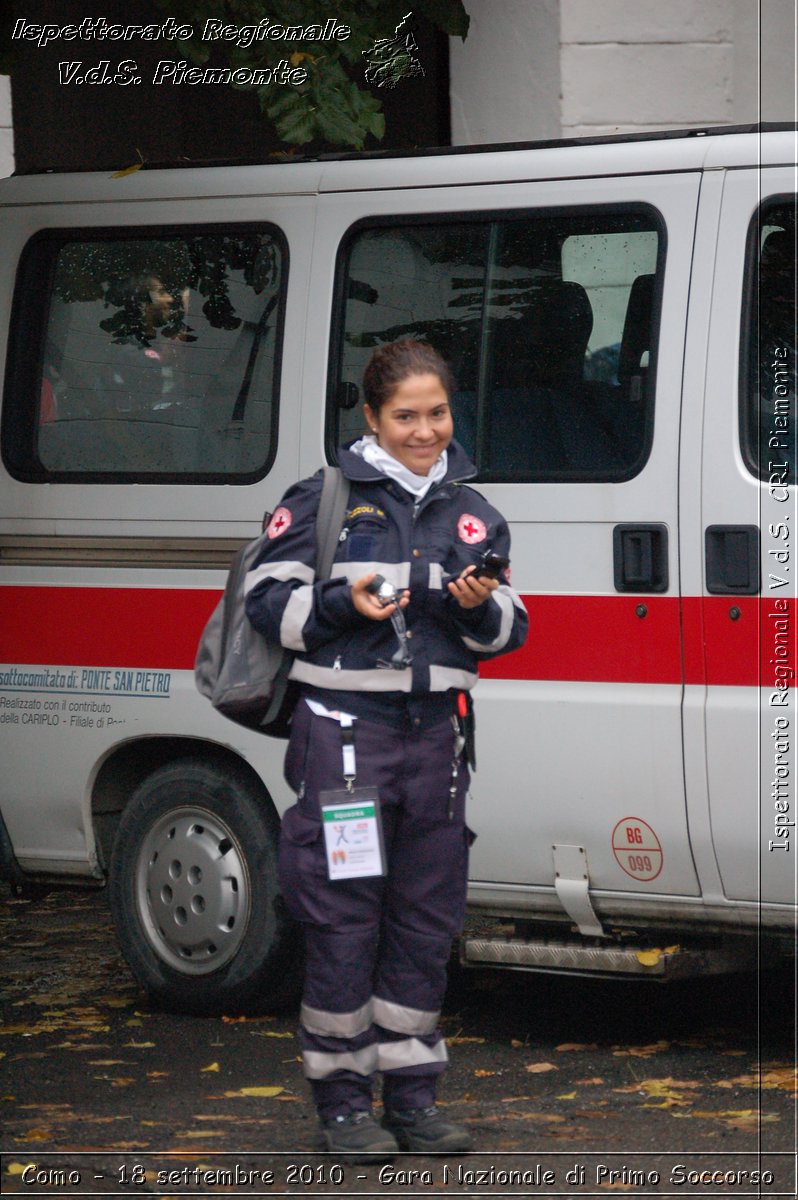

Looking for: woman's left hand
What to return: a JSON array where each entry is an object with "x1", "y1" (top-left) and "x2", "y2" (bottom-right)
[{"x1": 447, "y1": 565, "x2": 499, "y2": 609}]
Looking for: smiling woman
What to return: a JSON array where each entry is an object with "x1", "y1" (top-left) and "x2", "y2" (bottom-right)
[
  {"x1": 244, "y1": 336, "x2": 527, "y2": 1159},
  {"x1": 360, "y1": 343, "x2": 453, "y2": 477},
  {"x1": 364, "y1": 370, "x2": 453, "y2": 476}
]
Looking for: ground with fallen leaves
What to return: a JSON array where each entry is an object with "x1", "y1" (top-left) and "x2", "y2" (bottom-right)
[{"x1": 1, "y1": 885, "x2": 795, "y2": 1196}]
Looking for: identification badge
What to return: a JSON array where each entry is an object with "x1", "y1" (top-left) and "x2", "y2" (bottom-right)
[{"x1": 319, "y1": 787, "x2": 385, "y2": 881}]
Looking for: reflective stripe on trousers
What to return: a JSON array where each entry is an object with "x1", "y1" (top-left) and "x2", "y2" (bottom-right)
[{"x1": 278, "y1": 701, "x2": 472, "y2": 1117}]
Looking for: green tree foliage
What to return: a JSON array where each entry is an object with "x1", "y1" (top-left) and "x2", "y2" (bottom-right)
[{"x1": 153, "y1": 0, "x2": 469, "y2": 149}]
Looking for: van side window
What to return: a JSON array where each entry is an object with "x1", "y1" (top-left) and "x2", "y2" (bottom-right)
[
  {"x1": 2, "y1": 227, "x2": 286, "y2": 482},
  {"x1": 741, "y1": 198, "x2": 797, "y2": 481},
  {"x1": 330, "y1": 209, "x2": 662, "y2": 481}
]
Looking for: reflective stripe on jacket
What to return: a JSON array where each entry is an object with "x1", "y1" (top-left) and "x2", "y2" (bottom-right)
[{"x1": 244, "y1": 440, "x2": 528, "y2": 709}]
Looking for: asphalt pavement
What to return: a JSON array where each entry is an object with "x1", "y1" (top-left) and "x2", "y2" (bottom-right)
[{"x1": 1, "y1": 883, "x2": 795, "y2": 1197}]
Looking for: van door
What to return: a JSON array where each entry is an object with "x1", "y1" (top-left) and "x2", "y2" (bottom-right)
[
  {"x1": 317, "y1": 165, "x2": 703, "y2": 910},
  {"x1": 686, "y1": 167, "x2": 796, "y2": 906}
]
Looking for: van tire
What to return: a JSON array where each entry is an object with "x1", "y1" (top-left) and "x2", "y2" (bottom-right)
[{"x1": 108, "y1": 758, "x2": 301, "y2": 1015}]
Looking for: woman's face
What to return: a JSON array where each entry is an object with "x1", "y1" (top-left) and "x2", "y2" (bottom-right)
[{"x1": 364, "y1": 372, "x2": 453, "y2": 475}]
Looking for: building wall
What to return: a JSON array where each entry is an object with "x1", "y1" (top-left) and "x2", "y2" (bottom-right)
[
  {"x1": 451, "y1": 0, "x2": 797, "y2": 145},
  {"x1": 0, "y1": 78, "x2": 13, "y2": 177},
  {"x1": 560, "y1": 0, "x2": 735, "y2": 135},
  {"x1": 449, "y1": 0, "x2": 562, "y2": 144}
]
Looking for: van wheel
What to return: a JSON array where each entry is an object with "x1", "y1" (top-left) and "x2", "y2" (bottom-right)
[{"x1": 108, "y1": 758, "x2": 301, "y2": 1015}]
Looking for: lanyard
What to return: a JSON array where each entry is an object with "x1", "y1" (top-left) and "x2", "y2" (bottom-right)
[{"x1": 340, "y1": 713, "x2": 356, "y2": 792}]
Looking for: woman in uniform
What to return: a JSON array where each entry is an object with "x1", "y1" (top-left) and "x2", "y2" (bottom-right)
[{"x1": 245, "y1": 339, "x2": 528, "y2": 1158}]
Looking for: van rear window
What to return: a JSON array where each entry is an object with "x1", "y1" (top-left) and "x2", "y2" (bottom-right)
[
  {"x1": 741, "y1": 198, "x2": 797, "y2": 482},
  {"x1": 2, "y1": 226, "x2": 286, "y2": 483},
  {"x1": 330, "y1": 207, "x2": 662, "y2": 482}
]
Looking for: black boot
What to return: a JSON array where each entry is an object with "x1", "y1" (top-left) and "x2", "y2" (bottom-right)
[
  {"x1": 382, "y1": 1105, "x2": 472, "y2": 1153},
  {"x1": 322, "y1": 1111, "x2": 399, "y2": 1161}
]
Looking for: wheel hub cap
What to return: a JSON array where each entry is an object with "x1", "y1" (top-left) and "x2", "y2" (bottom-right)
[{"x1": 136, "y1": 806, "x2": 251, "y2": 975}]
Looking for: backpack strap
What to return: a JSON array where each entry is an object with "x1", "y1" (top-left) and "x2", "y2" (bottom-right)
[{"x1": 315, "y1": 465, "x2": 350, "y2": 578}]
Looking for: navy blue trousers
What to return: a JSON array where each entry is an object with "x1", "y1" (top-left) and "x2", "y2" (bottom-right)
[{"x1": 278, "y1": 698, "x2": 472, "y2": 1120}]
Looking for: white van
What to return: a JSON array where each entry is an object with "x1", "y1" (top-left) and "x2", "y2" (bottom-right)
[{"x1": 0, "y1": 125, "x2": 795, "y2": 1011}]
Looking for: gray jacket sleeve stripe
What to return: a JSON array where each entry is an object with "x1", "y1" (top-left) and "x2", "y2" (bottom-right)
[
  {"x1": 280, "y1": 585, "x2": 314, "y2": 652},
  {"x1": 461, "y1": 587, "x2": 516, "y2": 653},
  {"x1": 244, "y1": 560, "x2": 315, "y2": 594}
]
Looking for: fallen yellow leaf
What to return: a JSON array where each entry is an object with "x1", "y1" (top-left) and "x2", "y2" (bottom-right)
[
  {"x1": 557, "y1": 1091, "x2": 577, "y2": 1100},
  {"x1": 637, "y1": 1077, "x2": 700, "y2": 1096},
  {"x1": 474, "y1": 1069, "x2": 497, "y2": 1077},
  {"x1": 6, "y1": 1163, "x2": 36, "y2": 1177},
  {"x1": 175, "y1": 1130, "x2": 225, "y2": 1138},
  {"x1": 15, "y1": 1129, "x2": 51, "y2": 1143},
  {"x1": 201, "y1": 1062, "x2": 220, "y2": 1073},
  {"x1": 222, "y1": 1014, "x2": 276, "y2": 1023},
  {"x1": 556, "y1": 1042, "x2": 598, "y2": 1052},
  {"x1": 525, "y1": 1062, "x2": 558, "y2": 1074},
  {"x1": 480, "y1": 1110, "x2": 564, "y2": 1123},
  {"x1": 223, "y1": 1086, "x2": 284, "y2": 1098},
  {"x1": 612, "y1": 1040, "x2": 670, "y2": 1057},
  {"x1": 671, "y1": 1108, "x2": 780, "y2": 1127},
  {"x1": 111, "y1": 162, "x2": 142, "y2": 179},
  {"x1": 721, "y1": 1068, "x2": 796, "y2": 1091}
]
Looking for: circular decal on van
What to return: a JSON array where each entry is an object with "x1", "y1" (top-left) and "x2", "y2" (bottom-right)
[
  {"x1": 611, "y1": 817, "x2": 663, "y2": 881},
  {"x1": 458, "y1": 514, "x2": 487, "y2": 545},
  {"x1": 267, "y1": 507, "x2": 292, "y2": 539}
]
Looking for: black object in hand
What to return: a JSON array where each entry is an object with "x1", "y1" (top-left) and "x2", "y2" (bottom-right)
[{"x1": 472, "y1": 550, "x2": 509, "y2": 580}]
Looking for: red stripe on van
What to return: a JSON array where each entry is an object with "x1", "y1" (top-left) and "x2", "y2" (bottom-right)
[
  {"x1": 479, "y1": 594, "x2": 683, "y2": 684},
  {"x1": 681, "y1": 595, "x2": 793, "y2": 688},
  {"x1": 0, "y1": 585, "x2": 219, "y2": 670},
  {"x1": 0, "y1": 586, "x2": 790, "y2": 687}
]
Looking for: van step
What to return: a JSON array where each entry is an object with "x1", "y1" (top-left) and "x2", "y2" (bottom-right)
[{"x1": 460, "y1": 933, "x2": 757, "y2": 980}]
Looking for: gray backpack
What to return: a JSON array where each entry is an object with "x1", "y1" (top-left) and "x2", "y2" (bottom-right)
[{"x1": 194, "y1": 466, "x2": 350, "y2": 737}]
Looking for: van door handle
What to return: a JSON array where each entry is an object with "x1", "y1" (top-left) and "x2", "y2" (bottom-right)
[
  {"x1": 705, "y1": 525, "x2": 760, "y2": 594},
  {"x1": 613, "y1": 524, "x2": 668, "y2": 592}
]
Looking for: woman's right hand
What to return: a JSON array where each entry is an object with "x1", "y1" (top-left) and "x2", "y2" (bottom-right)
[{"x1": 351, "y1": 573, "x2": 411, "y2": 621}]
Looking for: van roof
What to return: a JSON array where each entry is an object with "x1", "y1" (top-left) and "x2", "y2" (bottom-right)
[{"x1": 0, "y1": 123, "x2": 795, "y2": 206}]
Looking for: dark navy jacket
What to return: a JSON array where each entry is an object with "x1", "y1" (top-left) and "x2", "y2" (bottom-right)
[{"x1": 244, "y1": 440, "x2": 528, "y2": 727}]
